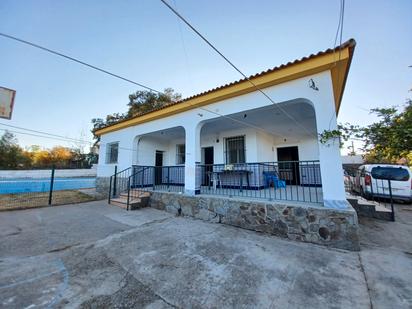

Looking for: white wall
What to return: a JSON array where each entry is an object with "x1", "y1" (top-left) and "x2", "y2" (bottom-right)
[
  {"x1": 200, "y1": 127, "x2": 257, "y2": 164},
  {"x1": 136, "y1": 136, "x2": 185, "y2": 166},
  {"x1": 0, "y1": 167, "x2": 97, "y2": 179},
  {"x1": 97, "y1": 70, "x2": 347, "y2": 207}
]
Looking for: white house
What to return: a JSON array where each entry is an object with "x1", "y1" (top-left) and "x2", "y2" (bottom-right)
[{"x1": 95, "y1": 39, "x2": 356, "y2": 211}]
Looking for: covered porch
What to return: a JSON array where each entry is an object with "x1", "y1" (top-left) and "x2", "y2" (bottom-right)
[{"x1": 120, "y1": 100, "x2": 324, "y2": 205}]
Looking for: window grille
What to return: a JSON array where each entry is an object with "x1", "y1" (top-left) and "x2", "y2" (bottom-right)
[
  {"x1": 225, "y1": 136, "x2": 245, "y2": 164},
  {"x1": 176, "y1": 144, "x2": 185, "y2": 164},
  {"x1": 106, "y1": 142, "x2": 119, "y2": 164}
]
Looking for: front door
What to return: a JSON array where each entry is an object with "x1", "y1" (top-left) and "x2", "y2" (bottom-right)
[
  {"x1": 277, "y1": 146, "x2": 300, "y2": 185},
  {"x1": 155, "y1": 151, "x2": 163, "y2": 185},
  {"x1": 202, "y1": 147, "x2": 214, "y2": 185}
]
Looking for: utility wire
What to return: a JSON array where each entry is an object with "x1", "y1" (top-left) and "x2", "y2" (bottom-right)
[
  {"x1": 0, "y1": 26, "x2": 314, "y2": 142},
  {"x1": 0, "y1": 32, "x2": 162, "y2": 93},
  {"x1": 328, "y1": 0, "x2": 345, "y2": 130},
  {"x1": 0, "y1": 128, "x2": 92, "y2": 144},
  {"x1": 0, "y1": 123, "x2": 93, "y2": 145},
  {"x1": 160, "y1": 0, "x2": 316, "y2": 138},
  {"x1": 1, "y1": 33, "x2": 291, "y2": 140}
]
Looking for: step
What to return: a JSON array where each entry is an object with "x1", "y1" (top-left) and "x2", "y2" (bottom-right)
[
  {"x1": 347, "y1": 195, "x2": 393, "y2": 221},
  {"x1": 119, "y1": 191, "x2": 151, "y2": 199},
  {"x1": 109, "y1": 194, "x2": 151, "y2": 210}
]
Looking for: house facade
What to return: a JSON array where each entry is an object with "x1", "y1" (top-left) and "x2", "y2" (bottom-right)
[{"x1": 95, "y1": 39, "x2": 356, "y2": 211}]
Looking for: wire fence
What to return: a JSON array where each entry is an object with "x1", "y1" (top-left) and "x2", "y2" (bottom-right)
[{"x1": 0, "y1": 166, "x2": 97, "y2": 210}]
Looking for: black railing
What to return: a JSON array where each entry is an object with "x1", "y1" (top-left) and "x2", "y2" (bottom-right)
[
  {"x1": 108, "y1": 166, "x2": 132, "y2": 203},
  {"x1": 197, "y1": 160, "x2": 322, "y2": 204},
  {"x1": 131, "y1": 165, "x2": 185, "y2": 193}
]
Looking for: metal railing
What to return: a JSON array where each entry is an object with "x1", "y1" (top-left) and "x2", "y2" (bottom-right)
[
  {"x1": 197, "y1": 160, "x2": 322, "y2": 204},
  {"x1": 109, "y1": 165, "x2": 185, "y2": 208},
  {"x1": 132, "y1": 165, "x2": 185, "y2": 193},
  {"x1": 108, "y1": 166, "x2": 132, "y2": 203}
]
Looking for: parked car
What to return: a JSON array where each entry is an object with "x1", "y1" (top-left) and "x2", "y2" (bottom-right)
[{"x1": 352, "y1": 164, "x2": 412, "y2": 203}]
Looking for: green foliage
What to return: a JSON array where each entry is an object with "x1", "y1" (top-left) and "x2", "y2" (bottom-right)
[
  {"x1": 0, "y1": 131, "x2": 31, "y2": 169},
  {"x1": 361, "y1": 100, "x2": 412, "y2": 164},
  {"x1": 319, "y1": 99, "x2": 412, "y2": 165},
  {"x1": 91, "y1": 88, "x2": 181, "y2": 141},
  {"x1": 127, "y1": 88, "x2": 181, "y2": 117}
]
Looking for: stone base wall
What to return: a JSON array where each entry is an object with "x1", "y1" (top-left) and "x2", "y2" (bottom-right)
[
  {"x1": 96, "y1": 177, "x2": 111, "y2": 198},
  {"x1": 149, "y1": 192, "x2": 360, "y2": 251}
]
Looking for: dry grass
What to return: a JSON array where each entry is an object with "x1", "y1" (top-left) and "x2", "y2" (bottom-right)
[{"x1": 0, "y1": 190, "x2": 95, "y2": 211}]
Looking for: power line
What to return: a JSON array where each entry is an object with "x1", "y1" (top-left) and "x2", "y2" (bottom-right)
[
  {"x1": 0, "y1": 32, "x2": 162, "y2": 93},
  {"x1": 329, "y1": 0, "x2": 346, "y2": 130},
  {"x1": 1, "y1": 33, "x2": 290, "y2": 140},
  {"x1": 160, "y1": 0, "x2": 316, "y2": 138},
  {"x1": 0, "y1": 128, "x2": 92, "y2": 145},
  {"x1": 0, "y1": 123, "x2": 93, "y2": 144}
]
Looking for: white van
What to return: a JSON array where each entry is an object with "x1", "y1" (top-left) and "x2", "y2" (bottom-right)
[{"x1": 353, "y1": 164, "x2": 412, "y2": 203}]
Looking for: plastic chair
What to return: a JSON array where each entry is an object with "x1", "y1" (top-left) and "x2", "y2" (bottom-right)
[{"x1": 263, "y1": 172, "x2": 286, "y2": 189}]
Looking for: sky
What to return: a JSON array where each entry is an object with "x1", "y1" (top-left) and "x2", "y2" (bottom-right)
[{"x1": 0, "y1": 0, "x2": 411, "y2": 154}]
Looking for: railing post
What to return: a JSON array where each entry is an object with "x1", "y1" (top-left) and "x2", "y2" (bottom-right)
[
  {"x1": 167, "y1": 166, "x2": 170, "y2": 190},
  {"x1": 127, "y1": 178, "x2": 131, "y2": 211},
  {"x1": 113, "y1": 165, "x2": 118, "y2": 196},
  {"x1": 48, "y1": 166, "x2": 55, "y2": 205},
  {"x1": 141, "y1": 167, "x2": 145, "y2": 189},
  {"x1": 108, "y1": 176, "x2": 112, "y2": 204}
]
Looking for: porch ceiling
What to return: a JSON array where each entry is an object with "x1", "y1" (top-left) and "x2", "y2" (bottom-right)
[
  {"x1": 139, "y1": 126, "x2": 185, "y2": 141},
  {"x1": 201, "y1": 101, "x2": 317, "y2": 140}
]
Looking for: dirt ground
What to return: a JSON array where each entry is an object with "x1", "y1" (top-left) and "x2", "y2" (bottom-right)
[
  {"x1": 0, "y1": 190, "x2": 95, "y2": 211},
  {"x1": 0, "y1": 201, "x2": 411, "y2": 308}
]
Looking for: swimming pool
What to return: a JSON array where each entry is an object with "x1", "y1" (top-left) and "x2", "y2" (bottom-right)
[{"x1": 0, "y1": 177, "x2": 96, "y2": 194}]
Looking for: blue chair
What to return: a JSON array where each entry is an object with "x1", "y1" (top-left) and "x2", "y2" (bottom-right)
[{"x1": 263, "y1": 171, "x2": 286, "y2": 189}]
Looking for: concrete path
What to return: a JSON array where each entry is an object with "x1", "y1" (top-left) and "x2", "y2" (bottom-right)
[{"x1": 0, "y1": 201, "x2": 411, "y2": 308}]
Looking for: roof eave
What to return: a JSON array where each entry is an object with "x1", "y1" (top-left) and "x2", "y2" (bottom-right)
[{"x1": 95, "y1": 39, "x2": 356, "y2": 136}]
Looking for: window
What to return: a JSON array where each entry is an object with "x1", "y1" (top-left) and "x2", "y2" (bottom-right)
[
  {"x1": 225, "y1": 136, "x2": 245, "y2": 164},
  {"x1": 176, "y1": 144, "x2": 185, "y2": 164},
  {"x1": 371, "y1": 166, "x2": 410, "y2": 181},
  {"x1": 106, "y1": 142, "x2": 119, "y2": 164}
]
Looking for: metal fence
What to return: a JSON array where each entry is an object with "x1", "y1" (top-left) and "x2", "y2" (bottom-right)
[
  {"x1": 197, "y1": 160, "x2": 323, "y2": 204},
  {"x1": 0, "y1": 167, "x2": 97, "y2": 210}
]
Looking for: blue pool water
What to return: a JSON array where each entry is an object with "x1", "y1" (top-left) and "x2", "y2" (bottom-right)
[{"x1": 0, "y1": 177, "x2": 96, "y2": 194}]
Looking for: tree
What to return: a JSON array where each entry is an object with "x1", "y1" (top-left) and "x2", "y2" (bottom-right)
[
  {"x1": 127, "y1": 87, "x2": 181, "y2": 117},
  {"x1": 319, "y1": 99, "x2": 412, "y2": 165},
  {"x1": 0, "y1": 131, "x2": 31, "y2": 169},
  {"x1": 91, "y1": 88, "x2": 181, "y2": 141},
  {"x1": 361, "y1": 99, "x2": 412, "y2": 164}
]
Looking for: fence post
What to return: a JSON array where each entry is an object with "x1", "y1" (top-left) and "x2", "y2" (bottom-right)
[
  {"x1": 113, "y1": 165, "x2": 118, "y2": 197},
  {"x1": 108, "y1": 176, "x2": 112, "y2": 204},
  {"x1": 388, "y1": 179, "x2": 395, "y2": 222},
  {"x1": 48, "y1": 166, "x2": 55, "y2": 205}
]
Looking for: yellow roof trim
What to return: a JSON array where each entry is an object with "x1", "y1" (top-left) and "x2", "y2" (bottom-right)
[{"x1": 95, "y1": 40, "x2": 355, "y2": 136}]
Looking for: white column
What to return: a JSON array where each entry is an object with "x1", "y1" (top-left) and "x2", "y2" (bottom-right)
[
  {"x1": 184, "y1": 122, "x2": 202, "y2": 195},
  {"x1": 314, "y1": 103, "x2": 348, "y2": 209}
]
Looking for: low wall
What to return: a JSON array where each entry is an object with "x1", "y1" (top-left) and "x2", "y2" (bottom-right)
[
  {"x1": 0, "y1": 168, "x2": 96, "y2": 179},
  {"x1": 149, "y1": 192, "x2": 360, "y2": 251},
  {"x1": 96, "y1": 177, "x2": 111, "y2": 198}
]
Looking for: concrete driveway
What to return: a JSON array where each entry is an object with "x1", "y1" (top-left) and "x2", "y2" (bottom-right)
[{"x1": 0, "y1": 201, "x2": 411, "y2": 308}]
